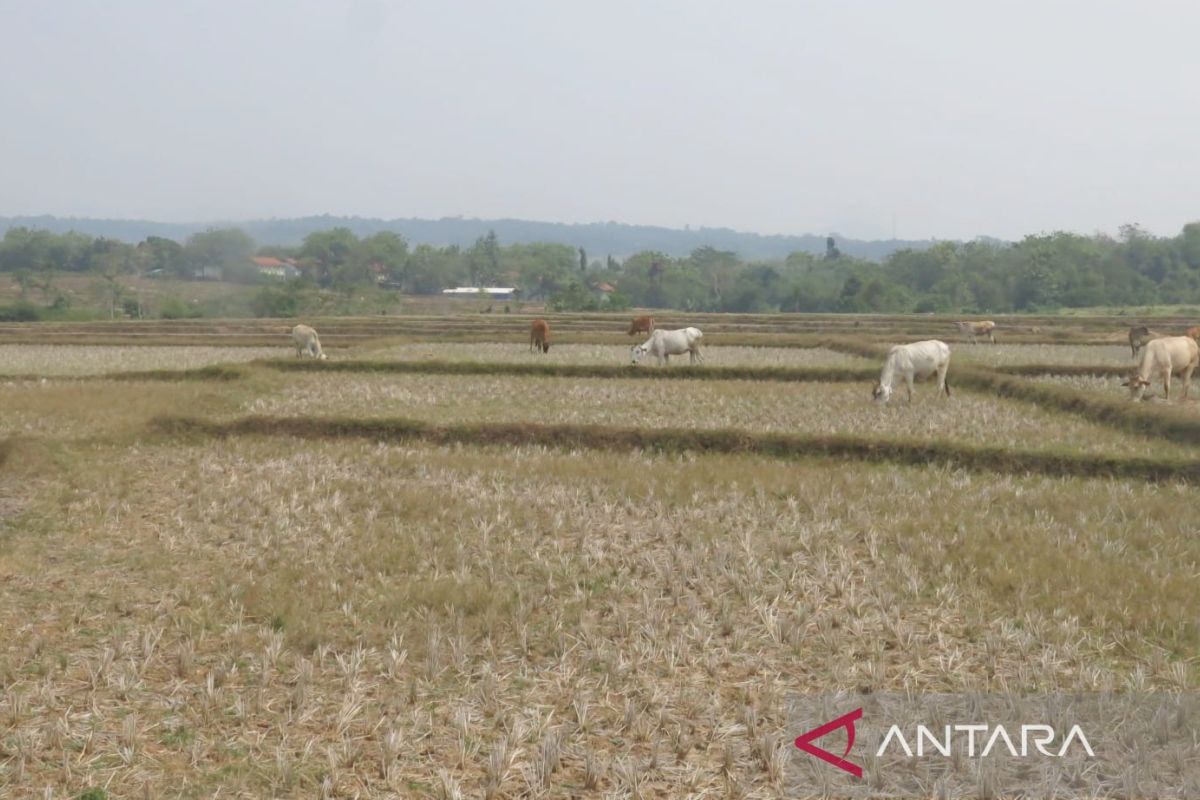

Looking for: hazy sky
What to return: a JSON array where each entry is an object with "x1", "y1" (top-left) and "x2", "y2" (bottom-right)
[{"x1": 2, "y1": 1, "x2": 1197, "y2": 241}]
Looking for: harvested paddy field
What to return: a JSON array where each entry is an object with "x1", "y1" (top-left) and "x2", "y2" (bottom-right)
[
  {"x1": 359, "y1": 342, "x2": 872, "y2": 368},
  {"x1": 946, "y1": 343, "x2": 1132, "y2": 367},
  {"x1": 238, "y1": 372, "x2": 1196, "y2": 459},
  {"x1": 1, "y1": 439, "x2": 1196, "y2": 798},
  {"x1": 0, "y1": 344, "x2": 281, "y2": 376},
  {"x1": 0, "y1": 312, "x2": 1197, "y2": 797}
]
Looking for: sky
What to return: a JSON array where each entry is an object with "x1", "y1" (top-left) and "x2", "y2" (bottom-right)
[{"x1": 1, "y1": 0, "x2": 1198, "y2": 241}]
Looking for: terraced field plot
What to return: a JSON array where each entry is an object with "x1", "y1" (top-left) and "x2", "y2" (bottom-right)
[
  {"x1": 240, "y1": 372, "x2": 1196, "y2": 459},
  {"x1": 1028, "y1": 372, "x2": 1200, "y2": 397},
  {"x1": 0, "y1": 344, "x2": 280, "y2": 376},
  {"x1": 947, "y1": 343, "x2": 1132, "y2": 367},
  {"x1": 359, "y1": 342, "x2": 872, "y2": 367}
]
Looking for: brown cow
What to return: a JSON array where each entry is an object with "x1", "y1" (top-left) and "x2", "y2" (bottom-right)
[
  {"x1": 529, "y1": 319, "x2": 550, "y2": 353},
  {"x1": 955, "y1": 320, "x2": 996, "y2": 345},
  {"x1": 1186, "y1": 326, "x2": 1200, "y2": 341},
  {"x1": 627, "y1": 316, "x2": 655, "y2": 336}
]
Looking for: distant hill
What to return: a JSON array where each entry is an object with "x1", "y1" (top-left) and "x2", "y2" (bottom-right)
[{"x1": 0, "y1": 214, "x2": 939, "y2": 261}]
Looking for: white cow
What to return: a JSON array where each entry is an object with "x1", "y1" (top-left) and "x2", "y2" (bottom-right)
[
  {"x1": 873, "y1": 339, "x2": 951, "y2": 404},
  {"x1": 1122, "y1": 335, "x2": 1199, "y2": 401},
  {"x1": 291, "y1": 324, "x2": 328, "y2": 360},
  {"x1": 631, "y1": 327, "x2": 704, "y2": 366}
]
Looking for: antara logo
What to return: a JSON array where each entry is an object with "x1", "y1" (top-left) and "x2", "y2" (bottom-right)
[
  {"x1": 795, "y1": 708, "x2": 1095, "y2": 778},
  {"x1": 794, "y1": 708, "x2": 864, "y2": 778}
]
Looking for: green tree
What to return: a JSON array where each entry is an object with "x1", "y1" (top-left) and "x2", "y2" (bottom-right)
[
  {"x1": 549, "y1": 281, "x2": 600, "y2": 311},
  {"x1": 403, "y1": 244, "x2": 467, "y2": 294},
  {"x1": 510, "y1": 243, "x2": 576, "y2": 299},
  {"x1": 351, "y1": 231, "x2": 409, "y2": 285},
  {"x1": 139, "y1": 235, "x2": 187, "y2": 277},
  {"x1": 1180, "y1": 222, "x2": 1200, "y2": 270},
  {"x1": 184, "y1": 228, "x2": 256, "y2": 281},
  {"x1": 298, "y1": 227, "x2": 358, "y2": 286},
  {"x1": 91, "y1": 245, "x2": 139, "y2": 319},
  {"x1": 467, "y1": 230, "x2": 502, "y2": 286},
  {"x1": 1012, "y1": 240, "x2": 1059, "y2": 310},
  {"x1": 13, "y1": 268, "x2": 34, "y2": 299}
]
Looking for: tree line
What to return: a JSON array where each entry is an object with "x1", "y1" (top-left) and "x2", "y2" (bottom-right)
[
  {"x1": 2, "y1": 222, "x2": 1200, "y2": 318},
  {"x1": 0, "y1": 214, "x2": 931, "y2": 260}
]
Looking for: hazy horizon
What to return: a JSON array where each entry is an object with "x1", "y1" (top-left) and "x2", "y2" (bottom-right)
[{"x1": 2, "y1": 1, "x2": 1198, "y2": 242}]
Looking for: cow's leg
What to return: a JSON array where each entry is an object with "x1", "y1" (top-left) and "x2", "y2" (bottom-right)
[
  {"x1": 1183, "y1": 365, "x2": 1196, "y2": 400},
  {"x1": 937, "y1": 365, "x2": 950, "y2": 397},
  {"x1": 1163, "y1": 370, "x2": 1172, "y2": 400},
  {"x1": 905, "y1": 374, "x2": 915, "y2": 404}
]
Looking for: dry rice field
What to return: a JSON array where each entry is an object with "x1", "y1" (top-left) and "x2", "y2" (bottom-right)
[
  {"x1": 358, "y1": 343, "x2": 871, "y2": 368},
  {"x1": 0, "y1": 314, "x2": 1198, "y2": 799},
  {"x1": 0, "y1": 345, "x2": 281, "y2": 376},
  {"x1": 946, "y1": 343, "x2": 1132, "y2": 366}
]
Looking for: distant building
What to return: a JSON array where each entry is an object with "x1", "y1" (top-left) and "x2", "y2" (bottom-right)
[
  {"x1": 441, "y1": 287, "x2": 518, "y2": 300},
  {"x1": 252, "y1": 256, "x2": 302, "y2": 280},
  {"x1": 367, "y1": 262, "x2": 386, "y2": 284},
  {"x1": 192, "y1": 264, "x2": 224, "y2": 281}
]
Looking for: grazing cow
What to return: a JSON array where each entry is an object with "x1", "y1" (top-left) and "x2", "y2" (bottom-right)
[
  {"x1": 627, "y1": 315, "x2": 655, "y2": 336},
  {"x1": 873, "y1": 340, "x2": 951, "y2": 404},
  {"x1": 291, "y1": 324, "x2": 327, "y2": 360},
  {"x1": 955, "y1": 320, "x2": 996, "y2": 344},
  {"x1": 631, "y1": 327, "x2": 704, "y2": 366},
  {"x1": 1186, "y1": 325, "x2": 1200, "y2": 341},
  {"x1": 1122, "y1": 335, "x2": 1199, "y2": 401},
  {"x1": 529, "y1": 319, "x2": 550, "y2": 353},
  {"x1": 1128, "y1": 325, "x2": 1155, "y2": 358}
]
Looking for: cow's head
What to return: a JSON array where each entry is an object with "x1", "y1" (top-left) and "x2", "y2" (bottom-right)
[
  {"x1": 318, "y1": 351, "x2": 328, "y2": 360},
  {"x1": 630, "y1": 344, "x2": 647, "y2": 365},
  {"x1": 872, "y1": 381, "x2": 892, "y2": 403},
  {"x1": 1121, "y1": 374, "x2": 1151, "y2": 400},
  {"x1": 541, "y1": 342, "x2": 550, "y2": 353}
]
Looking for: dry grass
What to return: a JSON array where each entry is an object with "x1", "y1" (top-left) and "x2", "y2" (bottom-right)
[
  {"x1": 1030, "y1": 374, "x2": 1148, "y2": 393},
  {"x1": 0, "y1": 439, "x2": 1193, "y2": 797},
  {"x1": 0, "y1": 345, "x2": 281, "y2": 376},
  {"x1": 948, "y1": 343, "x2": 1132, "y2": 366},
  {"x1": 237, "y1": 373, "x2": 1197, "y2": 459},
  {"x1": 1, "y1": 319, "x2": 1196, "y2": 797},
  {"x1": 358, "y1": 342, "x2": 871, "y2": 367},
  {"x1": 0, "y1": 380, "x2": 255, "y2": 439}
]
